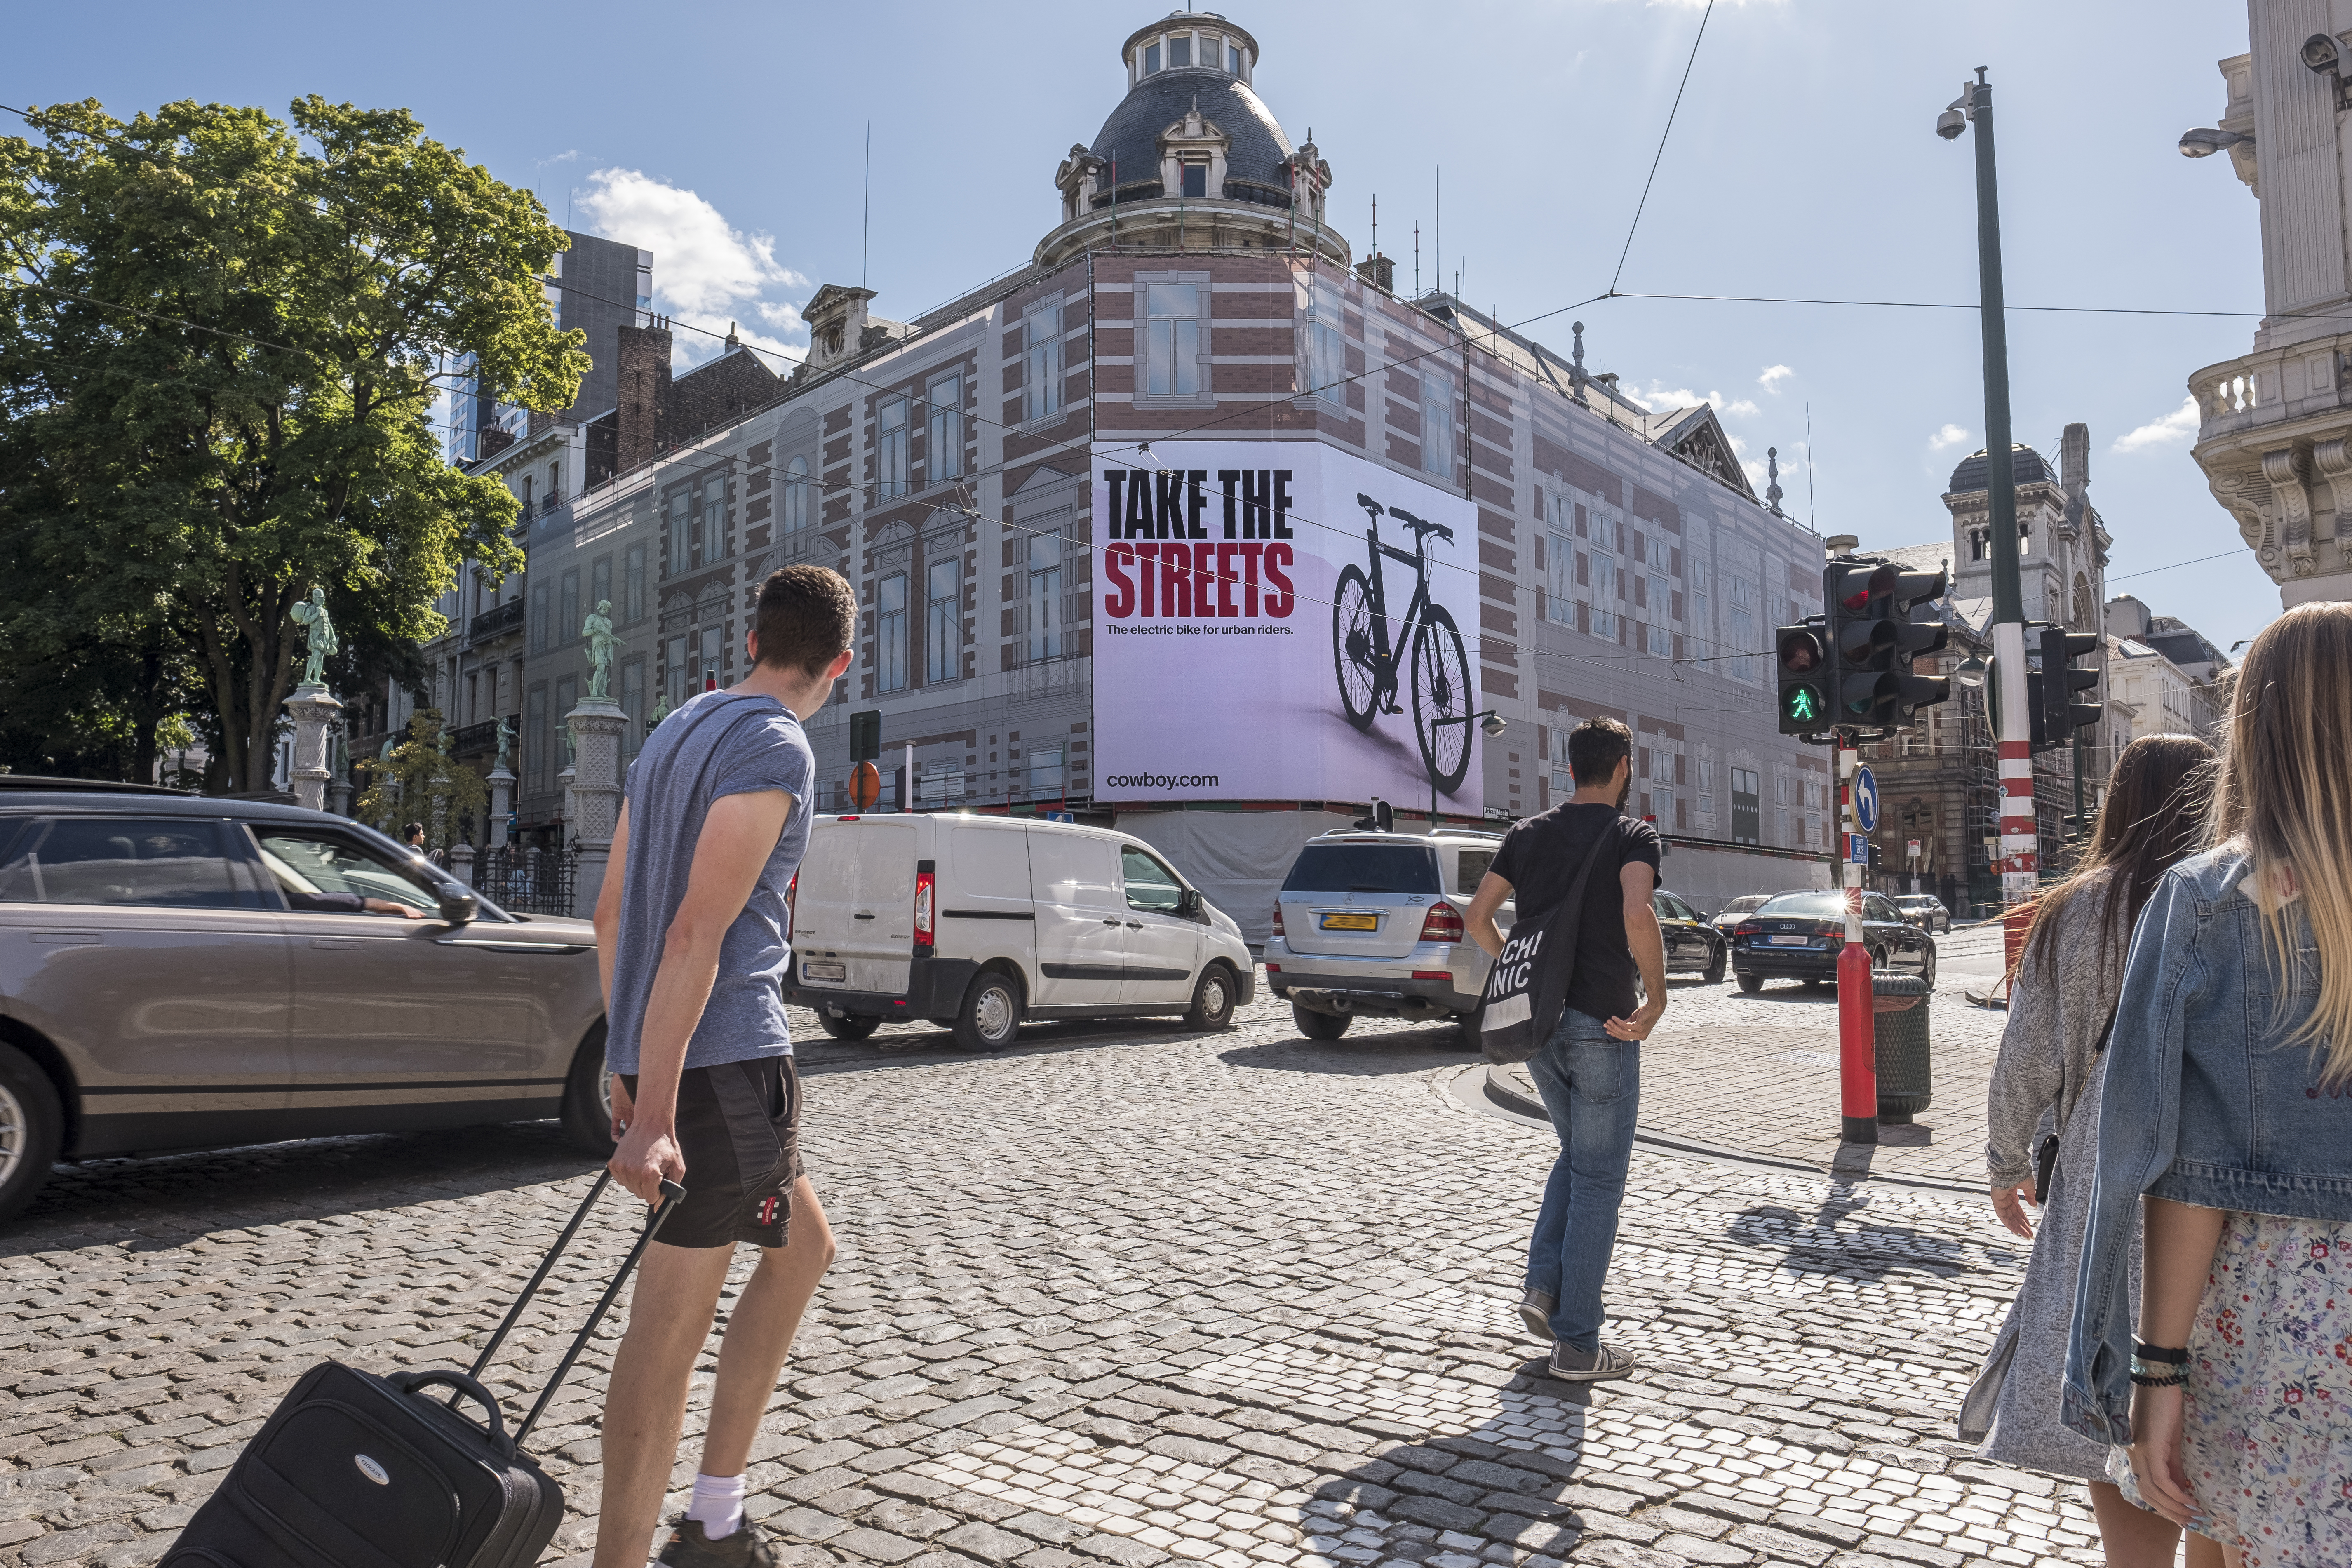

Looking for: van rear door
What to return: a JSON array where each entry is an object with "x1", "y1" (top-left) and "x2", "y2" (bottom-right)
[
  {"x1": 793, "y1": 817, "x2": 918, "y2": 997},
  {"x1": 1276, "y1": 839, "x2": 1443, "y2": 959}
]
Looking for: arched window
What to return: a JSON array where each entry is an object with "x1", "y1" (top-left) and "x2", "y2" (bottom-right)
[{"x1": 782, "y1": 455, "x2": 811, "y2": 534}]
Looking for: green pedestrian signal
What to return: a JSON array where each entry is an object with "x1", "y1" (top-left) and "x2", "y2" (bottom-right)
[
  {"x1": 1785, "y1": 683, "x2": 1825, "y2": 724},
  {"x1": 1775, "y1": 624, "x2": 1830, "y2": 736}
]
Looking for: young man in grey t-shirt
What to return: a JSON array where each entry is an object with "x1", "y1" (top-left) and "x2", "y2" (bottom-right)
[{"x1": 590, "y1": 565, "x2": 856, "y2": 1568}]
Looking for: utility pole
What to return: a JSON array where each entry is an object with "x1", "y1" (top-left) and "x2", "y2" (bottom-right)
[{"x1": 1941, "y1": 68, "x2": 2036, "y2": 972}]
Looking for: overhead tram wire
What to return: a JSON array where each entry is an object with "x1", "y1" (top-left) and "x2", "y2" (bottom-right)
[{"x1": 1609, "y1": 0, "x2": 1715, "y2": 297}]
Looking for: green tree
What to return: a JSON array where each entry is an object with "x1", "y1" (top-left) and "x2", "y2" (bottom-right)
[
  {"x1": 0, "y1": 97, "x2": 587, "y2": 789},
  {"x1": 356, "y1": 709, "x2": 488, "y2": 850}
]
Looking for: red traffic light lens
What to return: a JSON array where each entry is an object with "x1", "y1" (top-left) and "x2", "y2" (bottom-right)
[{"x1": 1777, "y1": 628, "x2": 1824, "y2": 672}]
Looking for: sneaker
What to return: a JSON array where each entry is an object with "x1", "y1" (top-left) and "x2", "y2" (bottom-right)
[
  {"x1": 1516, "y1": 1288, "x2": 1555, "y2": 1342},
  {"x1": 658, "y1": 1515, "x2": 782, "y2": 1568},
  {"x1": 1545, "y1": 1340, "x2": 1637, "y2": 1382}
]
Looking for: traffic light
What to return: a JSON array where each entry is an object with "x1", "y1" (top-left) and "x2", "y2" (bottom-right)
[
  {"x1": 1824, "y1": 562, "x2": 1952, "y2": 726},
  {"x1": 1775, "y1": 622, "x2": 1830, "y2": 735},
  {"x1": 849, "y1": 708, "x2": 881, "y2": 763},
  {"x1": 2039, "y1": 628, "x2": 2101, "y2": 743}
]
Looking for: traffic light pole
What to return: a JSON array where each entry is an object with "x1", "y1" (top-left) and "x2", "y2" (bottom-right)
[
  {"x1": 1836, "y1": 733, "x2": 1877, "y2": 1146},
  {"x1": 1961, "y1": 69, "x2": 2038, "y2": 973}
]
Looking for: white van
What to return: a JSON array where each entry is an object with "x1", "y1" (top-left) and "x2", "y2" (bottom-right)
[{"x1": 784, "y1": 813, "x2": 1256, "y2": 1051}]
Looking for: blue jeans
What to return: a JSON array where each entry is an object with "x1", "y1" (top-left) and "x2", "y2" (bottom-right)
[{"x1": 1524, "y1": 1007, "x2": 1640, "y2": 1352}]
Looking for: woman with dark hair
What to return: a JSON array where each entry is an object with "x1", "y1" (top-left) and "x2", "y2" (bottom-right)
[
  {"x1": 1960, "y1": 732, "x2": 2216, "y2": 1566},
  {"x1": 2069, "y1": 602, "x2": 2352, "y2": 1566}
]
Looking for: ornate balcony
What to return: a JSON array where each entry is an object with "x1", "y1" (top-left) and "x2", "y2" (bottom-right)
[
  {"x1": 2190, "y1": 334, "x2": 2352, "y2": 602},
  {"x1": 466, "y1": 597, "x2": 526, "y2": 647}
]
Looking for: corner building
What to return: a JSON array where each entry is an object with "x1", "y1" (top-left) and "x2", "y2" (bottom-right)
[{"x1": 534, "y1": 12, "x2": 1830, "y2": 936}]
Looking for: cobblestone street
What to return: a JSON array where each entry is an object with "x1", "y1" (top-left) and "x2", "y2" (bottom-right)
[{"x1": 1, "y1": 936, "x2": 2095, "y2": 1568}]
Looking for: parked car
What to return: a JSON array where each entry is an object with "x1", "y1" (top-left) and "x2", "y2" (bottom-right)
[
  {"x1": 1710, "y1": 893, "x2": 1774, "y2": 936},
  {"x1": 1892, "y1": 894, "x2": 1953, "y2": 933},
  {"x1": 1653, "y1": 888, "x2": 1728, "y2": 983},
  {"x1": 1727, "y1": 889, "x2": 1938, "y2": 994},
  {"x1": 1261, "y1": 829, "x2": 1506, "y2": 1041},
  {"x1": 783, "y1": 813, "x2": 1253, "y2": 1051},
  {"x1": 0, "y1": 779, "x2": 611, "y2": 1222}
]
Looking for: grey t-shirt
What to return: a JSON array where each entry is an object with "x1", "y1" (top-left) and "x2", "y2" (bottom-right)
[{"x1": 606, "y1": 690, "x2": 815, "y2": 1074}]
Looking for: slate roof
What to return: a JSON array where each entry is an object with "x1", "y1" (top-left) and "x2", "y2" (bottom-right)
[
  {"x1": 1946, "y1": 444, "x2": 2053, "y2": 494},
  {"x1": 1089, "y1": 69, "x2": 1296, "y2": 196}
]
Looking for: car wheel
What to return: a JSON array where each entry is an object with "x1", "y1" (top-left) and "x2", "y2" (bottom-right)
[
  {"x1": 1451, "y1": 1001, "x2": 1485, "y2": 1052},
  {"x1": 1184, "y1": 965, "x2": 1238, "y2": 1031},
  {"x1": 1869, "y1": 947, "x2": 1889, "y2": 973},
  {"x1": 1736, "y1": 973, "x2": 1765, "y2": 995},
  {"x1": 0, "y1": 1042, "x2": 63, "y2": 1223},
  {"x1": 953, "y1": 971, "x2": 1023, "y2": 1053},
  {"x1": 1292, "y1": 1002, "x2": 1351, "y2": 1040},
  {"x1": 1702, "y1": 942, "x2": 1727, "y2": 985},
  {"x1": 1921, "y1": 943, "x2": 1939, "y2": 987},
  {"x1": 818, "y1": 1012, "x2": 882, "y2": 1042},
  {"x1": 558, "y1": 1023, "x2": 616, "y2": 1159}
]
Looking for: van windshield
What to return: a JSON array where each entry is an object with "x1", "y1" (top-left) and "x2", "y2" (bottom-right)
[{"x1": 1282, "y1": 842, "x2": 1440, "y2": 895}]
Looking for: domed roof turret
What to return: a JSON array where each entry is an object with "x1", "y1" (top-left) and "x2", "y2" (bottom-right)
[{"x1": 1946, "y1": 443, "x2": 2052, "y2": 495}]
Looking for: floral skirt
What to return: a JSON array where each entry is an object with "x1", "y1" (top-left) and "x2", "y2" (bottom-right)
[{"x1": 2111, "y1": 1211, "x2": 2352, "y2": 1565}]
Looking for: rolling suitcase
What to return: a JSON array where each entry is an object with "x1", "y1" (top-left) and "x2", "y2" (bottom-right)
[{"x1": 162, "y1": 1173, "x2": 682, "y2": 1568}]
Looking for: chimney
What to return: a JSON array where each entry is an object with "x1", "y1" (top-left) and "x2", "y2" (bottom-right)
[
  {"x1": 616, "y1": 321, "x2": 673, "y2": 473},
  {"x1": 1354, "y1": 252, "x2": 1395, "y2": 294}
]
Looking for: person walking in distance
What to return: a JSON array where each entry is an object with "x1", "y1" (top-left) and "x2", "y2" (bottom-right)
[
  {"x1": 2067, "y1": 603, "x2": 2352, "y2": 1566},
  {"x1": 1464, "y1": 716, "x2": 1665, "y2": 1381},
  {"x1": 591, "y1": 565, "x2": 858, "y2": 1568},
  {"x1": 1959, "y1": 734, "x2": 2218, "y2": 1568}
]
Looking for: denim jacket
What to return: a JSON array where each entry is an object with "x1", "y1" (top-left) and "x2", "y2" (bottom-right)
[{"x1": 2062, "y1": 846, "x2": 2352, "y2": 1444}]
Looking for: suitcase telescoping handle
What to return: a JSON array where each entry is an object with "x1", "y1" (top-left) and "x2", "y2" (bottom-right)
[{"x1": 512, "y1": 1178, "x2": 685, "y2": 1446}]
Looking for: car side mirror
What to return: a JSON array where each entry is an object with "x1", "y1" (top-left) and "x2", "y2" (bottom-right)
[
  {"x1": 437, "y1": 887, "x2": 479, "y2": 924},
  {"x1": 1178, "y1": 888, "x2": 1203, "y2": 919}
]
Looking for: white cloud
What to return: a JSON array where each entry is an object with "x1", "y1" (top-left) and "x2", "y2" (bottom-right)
[
  {"x1": 538, "y1": 149, "x2": 580, "y2": 166},
  {"x1": 575, "y1": 167, "x2": 811, "y2": 371},
  {"x1": 1929, "y1": 423, "x2": 1971, "y2": 453},
  {"x1": 1638, "y1": 382, "x2": 1759, "y2": 419},
  {"x1": 1758, "y1": 364, "x2": 1794, "y2": 391},
  {"x1": 2113, "y1": 395, "x2": 2201, "y2": 452}
]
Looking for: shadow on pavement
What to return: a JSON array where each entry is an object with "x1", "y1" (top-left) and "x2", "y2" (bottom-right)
[
  {"x1": 7, "y1": 1120, "x2": 596, "y2": 1256},
  {"x1": 1725, "y1": 1191, "x2": 1976, "y2": 1282},
  {"x1": 1219, "y1": 1027, "x2": 1478, "y2": 1076}
]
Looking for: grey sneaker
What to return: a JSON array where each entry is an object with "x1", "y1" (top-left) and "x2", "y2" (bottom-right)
[
  {"x1": 1545, "y1": 1340, "x2": 1637, "y2": 1382},
  {"x1": 1517, "y1": 1288, "x2": 1555, "y2": 1342},
  {"x1": 658, "y1": 1516, "x2": 782, "y2": 1568}
]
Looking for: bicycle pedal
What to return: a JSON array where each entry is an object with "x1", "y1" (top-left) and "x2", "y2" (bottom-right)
[{"x1": 1380, "y1": 702, "x2": 1403, "y2": 715}]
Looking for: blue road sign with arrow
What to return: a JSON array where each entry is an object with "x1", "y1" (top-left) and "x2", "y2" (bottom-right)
[{"x1": 1853, "y1": 764, "x2": 1880, "y2": 834}]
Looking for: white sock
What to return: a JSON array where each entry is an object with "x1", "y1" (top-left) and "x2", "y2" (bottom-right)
[{"x1": 687, "y1": 1472, "x2": 746, "y2": 1541}]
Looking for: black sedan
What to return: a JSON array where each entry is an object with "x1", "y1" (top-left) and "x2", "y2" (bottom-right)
[
  {"x1": 1729, "y1": 889, "x2": 1937, "y2": 993},
  {"x1": 1654, "y1": 888, "x2": 1728, "y2": 982}
]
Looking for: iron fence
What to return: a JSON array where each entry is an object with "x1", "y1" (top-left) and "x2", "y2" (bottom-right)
[{"x1": 475, "y1": 844, "x2": 577, "y2": 917}]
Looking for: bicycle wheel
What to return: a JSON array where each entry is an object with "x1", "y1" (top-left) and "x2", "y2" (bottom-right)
[
  {"x1": 1410, "y1": 605, "x2": 1473, "y2": 793},
  {"x1": 1331, "y1": 564, "x2": 1379, "y2": 732}
]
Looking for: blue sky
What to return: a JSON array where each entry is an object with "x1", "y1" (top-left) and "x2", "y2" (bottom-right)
[{"x1": 8, "y1": 0, "x2": 2276, "y2": 653}]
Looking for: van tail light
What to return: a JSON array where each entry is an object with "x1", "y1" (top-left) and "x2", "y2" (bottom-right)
[
  {"x1": 914, "y1": 869, "x2": 935, "y2": 950},
  {"x1": 1271, "y1": 903, "x2": 1285, "y2": 938},
  {"x1": 1419, "y1": 902, "x2": 1466, "y2": 943}
]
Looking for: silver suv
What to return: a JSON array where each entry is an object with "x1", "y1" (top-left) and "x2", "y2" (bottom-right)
[{"x1": 1263, "y1": 829, "x2": 1510, "y2": 1041}]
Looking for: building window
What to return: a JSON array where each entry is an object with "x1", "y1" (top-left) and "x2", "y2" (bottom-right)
[
  {"x1": 1689, "y1": 557, "x2": 1710, "y2": 640},
  {"x1": 624, "y1": 543, "x2": 646, "y2": 623},
  {"x1": 529, "y1": 581, "x2": 549, "y2": 653},
  {"x1": 1730, "y1": 766, "x2": 1761, "y2": 846},
  {"x1": 877, "y1": 397, "x2": 910, "y2": 499},
  {"x1": 1303, "y1": 277, "x2": 1345, "y2": 403},
  {"x1": 1140, "y1": 278, "x2": 1208, "y2": 400},
  {"x1": 1729, "y1": 577, "x2": 1756, "y2": 683},
  {"x1": 559, "y1": 567, "x2": 580, "y2": 647},
  {"x1": 1180, "y1": 160, "x2": 1207, "y2": 198},
  {"x1": 620, "y1": 658, "x2": 645, "y2": 759},
  {"x1": 1590, "y1": 548, "x2": 1617, "y2": 642},
  {"x1": 1029, "y1": 529, "x2": 1064, "y2": 661},
  {"x1": 1696, "y1": 757, "x2": 1713, "y2": 818},
  {"x1": 526, "y1": 685, "x2": 548, "y2": 790},
  {"x1": 1546, "y1": 526, "x2": 1576, "y2": 627},
  {"x1": 1228, "y1": 42, "x2": 1243, "y2": 72},
  {"x1": 925, "y1": 557, "x2": 961, "y2": 684},
  {"x1": 1144, "y1": 40, "x2": 1161, "y2": 73},
  {"x1": 697, "y1": 625, "x2": 726, "y2": 693},
  {"x1": 1026, "y1": 744, "x2": 1066, "y2": 799},
  {"x1": 664, "y1": 634, "x2": 686, "y2": 710},
  {"x1": 1024, "y1": 302, "x2": 1064, "y2": 422},
  {"x1": 1168, "y1": 34, "x2": 1191, "y2": 67},
  {"x1": 591, "y1": 555, "x2": 612, "y2": 625},
  {"x1": 876, "y1": 571, "x2": 908, "y2": 692},
  {"x1": 926, "y1": 371, "x2": 963, "y2": 482},
  {"x1": 664, "y1": 489, "x2": 687, "y2": 574},
  {"x1": 1421, "y1": 372, "x2": 1453, "y2": 477},
  {"x1": 782, "y1": 455, "x2": 811, "y2": 535}
]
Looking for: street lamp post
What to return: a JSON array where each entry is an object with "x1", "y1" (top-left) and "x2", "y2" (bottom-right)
[{"x1": 1941, "y1": 68, "x2": 2037, "y2": 971}]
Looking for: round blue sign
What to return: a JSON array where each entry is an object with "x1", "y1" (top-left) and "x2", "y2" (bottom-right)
[{"x1": 1854, "y1": 764, "x2": 1880, "y2": 833}]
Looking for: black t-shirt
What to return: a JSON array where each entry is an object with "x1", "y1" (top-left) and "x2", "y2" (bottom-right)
[{"x1": 1487, "y1": 802, "x2": 1662, "y2": 1023}]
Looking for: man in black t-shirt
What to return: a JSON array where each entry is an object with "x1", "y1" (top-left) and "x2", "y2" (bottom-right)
[{"x1": 1465, "y1": 715, "x2": 1665, "y2": 1382}]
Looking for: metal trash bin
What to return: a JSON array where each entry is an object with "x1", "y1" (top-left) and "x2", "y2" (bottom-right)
[{"x1": 1872, "y1": 971, "x2": 1933, "y2": 1122}]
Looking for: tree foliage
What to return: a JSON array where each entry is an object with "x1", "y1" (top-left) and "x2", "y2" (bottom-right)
[
  {"x1": 0, "y1": 97, "x2": 587, "y2": 788},
  {"x1": 356, "y1": 708, "x2": 487, "y2": 849}
]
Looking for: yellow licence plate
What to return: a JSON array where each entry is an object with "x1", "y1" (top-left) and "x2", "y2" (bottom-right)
[{"x1": 1319, "y1": 912, "x2": 1380, "y2": 931}]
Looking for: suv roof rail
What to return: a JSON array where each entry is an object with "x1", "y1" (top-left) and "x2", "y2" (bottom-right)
[{"x1": 1311, "y1": 825, "x2": 1506, "y2": 841}]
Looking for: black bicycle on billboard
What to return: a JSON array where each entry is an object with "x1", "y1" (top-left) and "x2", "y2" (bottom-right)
[{"x1": 1333, "y1": 493, "x2": 1474, "y2": 793}]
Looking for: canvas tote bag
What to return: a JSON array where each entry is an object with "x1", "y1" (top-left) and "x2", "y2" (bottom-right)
[{"x1": 1479, "y1": 819, "x2": 1625, "y2": 1064}]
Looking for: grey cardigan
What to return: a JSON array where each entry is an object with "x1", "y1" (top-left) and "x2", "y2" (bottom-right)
[{"x1": 1983, "y1": 869, "x2": 2129, "y2": 1188}]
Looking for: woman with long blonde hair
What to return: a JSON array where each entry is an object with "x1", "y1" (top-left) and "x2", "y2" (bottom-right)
[{"x1": 2065, "y1": 602, "x2": 2352, "y2": 1566}]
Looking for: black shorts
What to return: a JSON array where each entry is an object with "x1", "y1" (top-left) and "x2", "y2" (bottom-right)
[{"x1": 622, "y1": 1055, "x2": 804, "y2": 1250}]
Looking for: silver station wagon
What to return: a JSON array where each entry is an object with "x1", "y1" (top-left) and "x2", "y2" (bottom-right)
[{"x1": 0, "y1": 780, "x2": 612, "y2": 1220}]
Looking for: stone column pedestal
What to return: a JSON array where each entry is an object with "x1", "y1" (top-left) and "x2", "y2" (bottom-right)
[
  {"x1": 283, "y1": 685, "x2": 342, "y2": 813},
  {"x1": 448, "y1": 842, "x2": 476, "y2": 889},
  {"x1": 567, "y1": 697, "x2": 627, "y2": 917},
  {"x1": 488, "y1": 766, "x2": 516, "y2": 846}
]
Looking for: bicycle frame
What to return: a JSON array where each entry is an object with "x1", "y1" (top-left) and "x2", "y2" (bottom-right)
[{"x1": 1354, "y1": 496, "x2": 1436, "y2": 690}]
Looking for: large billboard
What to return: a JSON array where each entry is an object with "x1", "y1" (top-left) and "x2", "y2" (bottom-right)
[{"x1": 1091, "y1": 440, "x2": 1483, "y2": 813}]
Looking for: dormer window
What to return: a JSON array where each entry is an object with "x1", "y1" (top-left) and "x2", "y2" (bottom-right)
[
  {"x1": 1169, "y1": 35, "x2": 1191, "y2": 68},
  {"x1": 1144, "y1": 41, "x2": 1160, "y2": 73},
  {"x1": 1228, "y1": 42, "x2": 1243, "y2": 73},
  {"x1": 1180, "y1": 160, "x2": 1208, "y2": 198}
]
